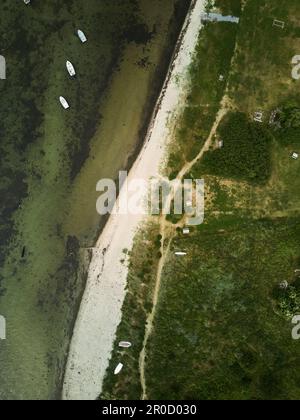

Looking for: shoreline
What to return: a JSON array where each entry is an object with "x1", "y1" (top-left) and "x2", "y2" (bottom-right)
[
  {"x1": 57, "y1": 0, "x2": 192, "y2": 398},
  {"x1": 62, "y1": 0, "x2": 207, "y2": 401}
]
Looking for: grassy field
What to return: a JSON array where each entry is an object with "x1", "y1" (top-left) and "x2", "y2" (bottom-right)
[
  {"x1": 147, "y1": 218, "x2": 300, "y2": 400},
  {"x1": 0, "y1": 0, "x2": 191, "y2": 400},
  {"x1": 102, "y1": 0, "x2": 300, "y2": 401}
]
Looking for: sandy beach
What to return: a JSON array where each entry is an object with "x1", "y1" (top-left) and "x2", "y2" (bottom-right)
[{"x1": 63, "y1": 0, "x2": 207, "y2": 401}]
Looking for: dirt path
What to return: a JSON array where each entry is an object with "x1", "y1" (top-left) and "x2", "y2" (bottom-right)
[
  {"x1": 138, "y1": 0, "x2": 246, "y2": 398},
  {"x1": 139, "y1": 225, "x2": 172, "y2": 400},
  {"x1": 139, "y1": 95, "x2": 231, "y2": 400}
]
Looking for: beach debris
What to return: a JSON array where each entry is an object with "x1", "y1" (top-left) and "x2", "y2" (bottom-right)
[
  {"x1": 175, "y1": 251, "x2": 187, "y2": 256},
  {"x1": 273, "y1": 19, "x2": 285, "y2": 29},
  {"x1": 183, "y1": 228, "x2": 190, "y2": 235},
  {"x1": 119, "y1": 341, "x2": 132, "y2": 348},
  {"x1": 21, "y1": 246, "x2": 26, "y2": 258},
  {"x1": 114, "y1": 363, "x2": 124, "y2": 375},
  {"x1": 0, "y1": 55, "x2": 5, "y2": 80},
  {"x1": 66, "y1": 61, "x2": 76, "y2": 77},
  {"x1": 269, "y1": 109, "x2": 278, "y2": 125},
  {"x1": 59, "y1": 96, "x2": 70, "y2": 109},
  {"x1": 292, "y1": 152, "x2": 299, "y2": 160},
  {"x1": 254, "y1": 111, "x2": 263, "y2": 123},
  {"x1": 77, "y1": 30, "x2": 87, "y2": 43}
]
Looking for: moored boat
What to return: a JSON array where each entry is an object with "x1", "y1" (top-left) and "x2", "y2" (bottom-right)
[
  {"x1": 77, "y1": 30, "x2": 87, "y2": 43},
  {"x1": 114, "y1": 363, "x2": 123, "y2": 375},
  {"x1": 119, "y1": 341, "x2": 132, "y2": 348},
  {"x1": 59, "y1": 96, "x2": 70, "y2": 109},
  {"x1": 66, "y1": 61, "x2": 76, "y2": 77}
]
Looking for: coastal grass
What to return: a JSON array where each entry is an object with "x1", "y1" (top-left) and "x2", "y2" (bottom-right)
[
  {"x1": 101, "y1": 222, "x2": 161, "y2": 400},
  {"x1": 146, "y1": 217, "x2": 300, "y2": 400},
  {"x1": 103, "y1": 0, "x2": 300, "y2": 401},
  {"x1": 166, "y1": 19, "x2": 238, "y2": 179},
  {"x1": 144, "y1": 0, "x2": 300, "y2": 400}
]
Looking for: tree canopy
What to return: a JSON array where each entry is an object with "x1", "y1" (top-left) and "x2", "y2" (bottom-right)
[{"x1": 199, "y1": 111, "x2": 272, "y2": 184}]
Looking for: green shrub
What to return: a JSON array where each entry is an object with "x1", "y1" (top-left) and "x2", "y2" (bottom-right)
[
  {"x1": 273, "y1": 279, "x2": 300, "y2": 319},
  {"x1": 274, "y1": 101, "x2": 300, "y2": 146},
  {"x1": 196, "y1": 112, "x2": 273, "y2": 184}
]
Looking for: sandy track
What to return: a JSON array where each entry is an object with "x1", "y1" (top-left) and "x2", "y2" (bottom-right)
[
  {"x1": 62, "y1": 0, "x2": 207, "y2": 401},
  {"x1": 138, "y1": 95, "x2": 231, "y2": 399}
]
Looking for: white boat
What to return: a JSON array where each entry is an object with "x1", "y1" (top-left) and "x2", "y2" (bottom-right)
[
  {"x1": 114, "y1": 363, "x2": 123, "y2": 375},
  {"x1": 77, "y1": 30, "x2": 87, "y2": 43},
  {"x1": 119, "y1": 341, "x2": 132, "y2": 348},
  {"x1": 59, "y1": 96, "x2": 70, "y2": 109},
  {"x1": 66, "y1": 61, "x2": 76, "y2": 77}
]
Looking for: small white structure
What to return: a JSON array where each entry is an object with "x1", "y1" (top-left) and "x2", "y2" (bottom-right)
[
  {"x1": 119, "y1": 341, "x2": 132, "y2": 348},
  {"x1": 66, "y1": 61, "x2": 76, "y2": 77},
  {"x1": 273, "y1": 19, "x2": 285, "y2": 29},
  {"x1": 175, "y1": 252, "x2": 187, "y2": 256},
  {"x1": 0, "y1": 55, "x2": 6, "y2": 80},
  {"x1": 59, "y1": 96, "x2": 70, "y2": 109},
  {"x1": 23, "y1": 0, "x2": 30, "y2": 4},
  {"x1": 0, "y1": 315, "x2": 6, "y2": 340},
  {"x1": 77, "y1": 30, "x2": 87, "y2": 43},
  {"x1": 292, "y1": 152, "x2": 299, "y2": 160},
  {"x1": 254, "y1": 111, "x2": 263, "y2": 123},
  {"x1": 201, "y1": 13, "x2": 239, "y2": 24},
  {"x1": 183, "y1": 228, "x2": 190, "y2": 235},
  {"x1": 114, "y1": 363, "x2": 124, "y2": 375},
  {"x1": 219, "y1": 74, "x2": 224, "y2": 82}
]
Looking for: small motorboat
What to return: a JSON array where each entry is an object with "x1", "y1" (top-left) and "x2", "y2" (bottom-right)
[
  {"x1": 59, "y1": 96, "x2": 70, "y2": 109},
  {"x1": 66, "y1": 61, "x2": 76, "y2": 77},
  {"x1": 77, "y1": 30, "x2": 87, "y2": 43},
  {"x1": 114, "y1": 363, "x2": 123, "y2": 375},
  {"x1": 119, "y1": 341, "x2": 132, "y2": 348}
]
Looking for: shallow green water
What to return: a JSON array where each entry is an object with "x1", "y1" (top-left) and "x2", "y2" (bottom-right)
[{"x1": 0, "y1": 0, "x2": 190, "y2": 399}]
